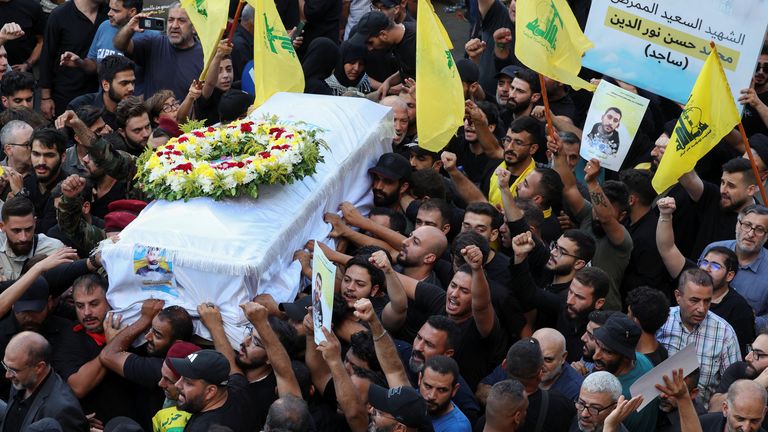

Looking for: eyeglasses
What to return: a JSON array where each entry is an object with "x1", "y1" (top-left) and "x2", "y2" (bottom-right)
[
  {"x1": 162, "y1": 101, "x2": 180, "y2": 113},
  {"x1": 748, "y1": 345, "x2": 766, "y2": 361},
  {"x1": 575, "y1": 400, "x2": 617, "y2": 417},
  {"x1": 1, "y1": 360, "x2": 25, "y2": 377},
  {"x1": 549, "y1": 241, "x2": 582, "y2": 260},
  {"x1": 757, "y1": 63, "x2": 768, "y2": 73},
  {"x1": 501, "y1": 136, "x2": 533, "y2": 147},
  {"x1": 5, "y1": 140, "x2": 30, "y2": 148},
  {"x1": 697, "y1": 259, "x2": 724, "y2": 272},
  {"x1": 243, "y1": 324, "x2": 264, "y2": 348},
  {"x1": 738, "y1": 219, "x2": 768, "y2": 236}
]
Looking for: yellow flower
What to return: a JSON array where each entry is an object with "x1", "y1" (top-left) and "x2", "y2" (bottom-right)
[
  {"x1": 233, "y1": 170, "x2": 246, "y2": 183},
  {"x1": 193, "y1": 164, "x2": 216, "y2": 180},
  {"x1": 147, "y1": 155, "x2": 161, "y2": 170}
]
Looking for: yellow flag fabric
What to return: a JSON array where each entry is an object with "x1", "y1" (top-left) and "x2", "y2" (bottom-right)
[
  {"x1": 515, "y1": 0, "x2": 595, "y2": 91},
  {"x1": 415, "y1": 0, "x2": 463, "y2": 152},
  {"x1": 180, "y1": 0, "x2": 228, "y2": 75},
  {"x1": 652, "y1": 45, "x2": 740, "y2": 193},
  {"x1": 246, "y1": 0, "x2": 304, "y2": 107}
]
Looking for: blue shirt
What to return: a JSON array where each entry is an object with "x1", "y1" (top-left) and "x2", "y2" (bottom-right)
[
  {"x1": 86, "y1": 21, "x2": 157, "y2": 94},
  {"x1": 618, "y1": 353, "x2": 658, "y2": 432},
  {"x1": 701, "y1": 239, "x2": 768, "y2": 332},
  {"x1": 432, "y1": 403, "x2": 471, "y2": 432},
  {"x1": 551, "y1": 363, "x2": 584, "y2": 401},
  {"x1": 130, "y1": 33, "x2": 202, "y2": 100}
]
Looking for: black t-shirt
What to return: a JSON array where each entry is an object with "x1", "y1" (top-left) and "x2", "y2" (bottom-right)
[
  {"x1": 0, "y1": 0, "x2": 44, "y2": 66},
  {"x1": 184, "y1": 374, "x2": 258, "y2": 432},
  {"x1": 393, "y1": 22, "x2": 416, "y2": 80},
  {"x1": 622, "y1": 209, "x2": 671, "y2": 300},
  {"x1": 246, "y1": 372, "x2": 278, "y2": 430},
  {"x1": 710, "y1": 288, "x2": 757, "y2": 357},
  {"x1": 643, "y1": 343, "x2": 669, "y2": 366},
  {"x1": 549, "y1": 94, "x2": 577, "y2": 122},
  {"x1": 53, "y1": 325, "x2": 140, "y2": 423},
  {"x1": 520, "y1": 389, "x2": 576, "y2": 432},
  {"x1": 23, "y1": 170, "x2": 66, "y2": 234},
  {"x1": 444, "y1": 132, "x2": 502, "y2": 185},
  {"x1": 689, "y1": 181, "x2": 740, "y2": 259},
  {"x1": 123, "y1": 353, "x2": 167, "y2": 429},
  {"x1": 699, "y1": 412, "x2": 766, "y2": 432},
  {"x1": 743, "y1": 90, "x2": 768, "y2": 137},
  {"x1": 91, "y1": 180, "x2": 129, "y2": 219},
  {"x1": 715, "y1": 361, "x2": 752, "y2": 394},
  {"x1": 471, "y1": 0, "x2": 515, "y2": 96}
]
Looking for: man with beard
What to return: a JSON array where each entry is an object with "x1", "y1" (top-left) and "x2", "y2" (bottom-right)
[
  {"x1": 555, "y1": 157, "x2": 631, "y2": 311},
  {"x1": 197, "y1": 301, "x2": 299, "y2": 431},
  {"x1": 0, "y1": 197, "x2": 64, "y2": 280},
  {"x1": 697, "y1": 204, "x2": 768, "y2": 333},
  {"x1": 402, "y1": 316, "x2": 481, "y2": 423},
  {"x1": 710, "y1": 333, "x2": 768, "y2": 416},
  {"x1": 113, "y1": 96, "x2": 152, "y2": 156},
  {"x1": 398, "y1": 86, "x2": 417, "y2": 142},
  {"x1": 572, "y1": 310, "x2": 616, "y2": 376},
  {"x1": 100, "y1": 299, "x2": 194, "y2": 429},
  {"x1": 656, "y1": 268, "x2": 740, "y2": 401},
  {"x1": 509, "y1": 231, "x2": 606, "y2": 362},
  {"x1": 484, "y1": 116, "x2": 544, "y2": 208},
  {"x1": 66, "y1": 55, "x2": 136, "y2": 130},
  {"x1": 679, "y1": 157, "x2": 759, "y2": 258},
  {"x1": 380, "y1": 96, "x2": 410, "y2": 151},
  {"x1": 61, "y1": 105, "x2": 114, "y2": 179},
  {"x1": 739, "y1": 46, "x2": 768, "y2": 137},
  {"x1": 509, "y1": 166, "x2": 564, "y2": 244},
  {"x1": 570, "y1": 371, "x2": 645, "y2": 432},
  {"x1": 153, "y1": 341, "x2": 201, "y2": 432},
  {"x1": 444, "y1": 100, "x2": 502, "y2": 185},
  {"x1": 532, "y1": 327, "x2": 583, "y2": 400},
  {"x1": 114, "y1": 3, "x2": 202, "y2": 100},
  {"x1": 53, "y1": 274, "x2": 138, "y2": 424},
  {"x1": 592, "y1": 313, "x2": 657, "y2": 430},
  {"x1": 14, "y1": 128, "x2": 68, "y2": 234},
  {"x1": 0, "y1": 331, "x2": 88, "y2": 432},
  {"x1": 460, "y1": 202, "x2": 510, "y2": 284},
  {"x1": 586, "y1": 108, "x2": 622, "y2": 156},
  {"x1": 395, "y1": 225, "x2": 447, "y2": 286},
  {"x1": 0, "y1": 120, "x2": 33, "y2": 181},
  {"x1": 418, "y1": 355, "x2": 471, "y2": 431},
  {"x1": 495, "y1": 67, "x2": 541, "y2": 128},
  {"x1": 369, "y1": 152, "x2": 412, "y2": 214}
]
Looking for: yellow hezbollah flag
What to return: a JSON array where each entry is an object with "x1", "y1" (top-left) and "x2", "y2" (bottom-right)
[
  {"x1": 180, "y1": 0, "x2": 228, "y2": 76},
  {"x1": 415, "y1": 0, "x2": 463, "y2": 152},
  {"x1": 652, "y1": 45, "x2": 740, "y2": 193},
  {"x1": 515, "y1": 0, "x2": 595, "y2": 91},
  {"x1": 246, "y1": 0, "x2": 304, "y2": 107}
]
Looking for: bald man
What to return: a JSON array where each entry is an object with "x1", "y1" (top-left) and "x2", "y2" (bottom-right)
[
  {"x1": 483, "y1": 379, "x2": 528, "y2": 432},
  {"x1": 1, "y1": 331, "x2": 88, "y2": 432},
  {"x1": 699, "y1": 379, "x2": 768, "y2": 432},
  {"x1": 396, "y1": 225, "x2": 449, "y2": 285},
  {"x1": 532, "y1": 328, "x2": 584, "y2": 400},
  {"x1": 380, "y1": 95, "x2": 410, "y2": 148}
]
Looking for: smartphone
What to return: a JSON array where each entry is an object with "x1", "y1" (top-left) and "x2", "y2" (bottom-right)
[
  {"x1": 291, "y1": 21, "x2": 306, "y2": 41},
  {"x1": 139, "y1": 17, "x2": 165, "y2": 32}
]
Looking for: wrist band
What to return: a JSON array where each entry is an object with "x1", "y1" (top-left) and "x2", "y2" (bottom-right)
[
  {"x1": 373, "y1": 330, "x2": 388, "y2": 342},
  {"x1": 495, "y1": 42, "x2": 508, "y2": 49}
]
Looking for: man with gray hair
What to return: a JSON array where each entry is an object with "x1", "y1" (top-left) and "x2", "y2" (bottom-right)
[
  {"x1": 380, "y1": 96, "x2": 410, "y2": 148},
  {"x1": 483, "y1": 379, "x2": 528, "y2": 432},
  {"x1": 532, "y1": 327, "x2": 583, "y2": 400},
  {"x1": 699, "y1": 379, "x2": 768, "y2": 431},
  {"x1": 571, "y1": 371, "x2": 625, "y2": 432},
  {"x1": 0, "y1": 120, "x2": 32, "y2": 178}
]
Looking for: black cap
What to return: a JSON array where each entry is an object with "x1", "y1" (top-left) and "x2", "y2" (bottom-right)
[
  {"x1": 749, "y1": 134, "x2": 768, "y2": 166},
  {"x1": 13, "y1": 277, "x2": 50, "y2": 313},
  {"x1": 405, "y1": 138, "x2": 438, "y2": 159},
  {"x1": 280, "y1": 295, "x2": 312, "y2": 322},
  {"x1": 368, "y1": 385, "x2": 434, "y2": 430},
  {"x1": 457, "y1": 58, "x2": 479, "y2": 84},
  {"x1": 372, "y1": 0, "x2": 399, "y2": 7},
  {"x1": 494, "y1": 64, "x2": 522, "y2": 80},
  {"x1": 349, "y1": 11, "x2": 390, "y2": 47},
  {"x1": 505, "y1": 338, "x2": 543, "y2": 380},
  {"x1": 169, "y1": 349, "x2": 230, "y2": 385},
  {"x1": 593, "y1": 313, "x2": 641, "y2": 360},
  {"x1": 662, "y1": 119, "x2": 676, "y2": 138},
  {"x1": 368, "y1": 152, "x2": 411, "y2": 181},
  {"x1": 104, "y1": 417, "x2": 143, "y2": 432},
  {"x1": 218, "y1": 90, "x2": 254, "y2": 124}
]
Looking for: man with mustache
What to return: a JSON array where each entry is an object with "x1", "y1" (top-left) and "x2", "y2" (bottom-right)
[
  {"x1": 656, "y1": 268, "x2": 740, "y2": 402},
  {"x1": 368, "y1": 152, "x2": 411, "y2": 214},
  {"x1": 66, "y1": 54, "x2": 136, "y2": 131},
  {"x1": 418, "y1": 355, "x2": 471, "y2": 431},
  {"x1": 739, "y1": 46, "x2": 768, "y2": 137},
  {"x1": 709, "y1": 333, "x2": 768, "y2": 420},
  {"x1": 586, "y1": 107, "x2": 622, "y2": 156},
  {"x1": 0, "y1": 196, "x2": 64, "y2": 280},
  {"x1": 495, "y1": 66, "x2": 541, "y2": 128}
]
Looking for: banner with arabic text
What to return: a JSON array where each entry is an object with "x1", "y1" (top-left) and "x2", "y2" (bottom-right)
[{"x1": 582, "y1": 0, "x2": 768, "y2": 112}]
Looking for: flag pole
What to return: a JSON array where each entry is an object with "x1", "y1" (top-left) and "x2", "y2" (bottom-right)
[
  {"x1": 538, "y1": 74, "x2": 556, "y2": 141},
  {"x1": 738, "y1": 122, "x2": 768, "y2": 204},
  {"x1": 198, "y1": 27, "x2": 228, "y2": 81},
  {"x1": 228, "y1": 0, "x2": 246, "y2": 43}
]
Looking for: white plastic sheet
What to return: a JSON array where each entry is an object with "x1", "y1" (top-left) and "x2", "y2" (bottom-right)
[{"x1": 101, "y1": 93, "x2": 395, "y2": 346}]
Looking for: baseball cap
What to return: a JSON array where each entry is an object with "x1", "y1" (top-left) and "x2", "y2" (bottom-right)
[
  {"x1": 749, "y1": 134, "x2": 768, "y2": 166},
  {"x1": 165, "y1": 341, "x2": 202, "y2": 377},
  {"x1": 169, "y1": 349, "x2": 230, "y2": 385},
  {"x1": 349, "y1": 11, "x2": 390, "y2": 47},
  {"x1": 405, "y1": 138, "x2": 438, "y2": 159},
  {"x1": 14, "y1": 277, "x2": 50, "y2": 313},
  {"x1": 593, "y1": 313, "x2": 641, "y2": 360},
  {"x1": 494, "y1": 64, "x2": 522, "y2": 80},
  {"x1": 372, "y1": 0, "x2": 399, "y2": 7},
  {"x1": 368, "y1": 385, "x2": 434, "y2": 431},
  {"x1": 368, "y1": 153, "x2": 411, "y2": 181},
  {"x1": 280, "y1": 295, "x2": 312, "y2": 322},
  {"x1": 457, "y1": 58, "x2": 479, "y2": 84}
]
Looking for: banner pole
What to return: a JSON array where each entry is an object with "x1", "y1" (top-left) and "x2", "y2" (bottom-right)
[
  {"x1": 538, "y1": 74, "x2": 556, "y2": 141},
  {"x1": 198, "y1": 27, "x2": 228, "y2": 82},
  {"x1": 228, "y1": 1, "x2": 246, "y2": 43},
  {"x1": 739, "y1": 122, "x2": 768, "y2": 204}
]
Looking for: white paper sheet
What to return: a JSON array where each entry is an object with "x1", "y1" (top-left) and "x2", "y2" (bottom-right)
[{"x1": 629, "y1": 343, "x2": 699, "y2": 411}]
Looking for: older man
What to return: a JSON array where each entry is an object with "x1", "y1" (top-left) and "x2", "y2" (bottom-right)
[
  {"x1": 0, "y1": 331, "x2": 89, "y2": 431},
  {"x1": 571, "y1": 371, "x2": 626, "y2": 432},
  {"x1": 699, "y1": 380, "x2": 768, "y2": 431},
  {"x1": 532, "y1": 328, "x2": 583, "y2": 400}
]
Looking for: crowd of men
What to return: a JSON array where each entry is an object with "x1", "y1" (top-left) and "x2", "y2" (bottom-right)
[{"x1": 2, "y1": 0, "x2": 768, "y2": 431}]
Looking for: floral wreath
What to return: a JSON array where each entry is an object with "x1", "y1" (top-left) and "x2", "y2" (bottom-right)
[{"x1": 136, "y1": 116, "x2": 327, "y2": 201}]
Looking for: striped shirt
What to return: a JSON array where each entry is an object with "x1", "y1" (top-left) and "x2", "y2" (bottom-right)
[{"x1": 656, "y1": 307, "x2": 741, "y2": 401}]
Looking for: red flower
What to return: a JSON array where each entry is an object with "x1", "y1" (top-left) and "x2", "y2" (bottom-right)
[
  {"x1": 165, "y1": 145, "x2": 174, "y2": 150},
  {"x1": 240, "y1": 123, "x2": 253, "y2": 133},
  {"x1": 284, "y1": 134, "x2": 294, "y2": 139},
  {"x1": 207, "y1": 127, "x2": 215, "y2": 132},
  {"x1": 171, "y1": 150, "x2": 183, "y2": 156},
  {"x1": 156, "y1": 152, "x2": 163, "y2": 157},
  {"x1": 171, "y1": 162, "x2": 193, "y2": 173},
  {"x1": 236, "y1": 161, "x2": 245, "y2": 168},
  {"x1": 269, "y1": 127, "x2": 286, "y2": 139},
  {"x1": 192, "y1": 131, "x2": 205, "y2": 138},
  {"x1": 178, "y1": 136, "x2": 189, "y2": 143},
  {"x1": 259, "y1": 151, "x2": 271, "y2": 158}
]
